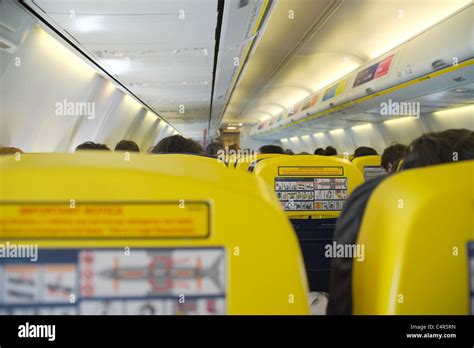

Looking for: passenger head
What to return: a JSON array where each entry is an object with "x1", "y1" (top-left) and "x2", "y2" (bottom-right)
[
  {"x1": 114, "y1": 140, "x2": 140, "y2": 152},
  {"x1": 228, "y1": 144, "x2": 240, "y2": 152},
  {"x1": 381, "y1": 143, "x2": 409, "y2": 173},
  {"x1": 324, "y1": 146, "x2": 338, "y2": 156},
  {"x1": 205, "y1": 142, "x2": 224, "y2": 156},
  {"x1": 314, "y1": 148, "x2": 326, "y2": 155},
  {"x1": 259, "y1": 145, "x2": 285, "y2": 154},
  {"x1": 0, "y1": 147, "x2": 23, "y2": 155},
  {"x1": 353, "y1": 146, "x2": 378, "y2": 159},
  {"x1": 151, "y1": 135, "x2": 203, "y2": 154},
  {"x1": 284, "y1": 149, "x2": 294, "y2": 155},
  {"x1": 402, "y1": 129, "x2": 474, "y2": 170},
  {"x1": 75, "y1": 142, "x2": 111, "y2": 151}
]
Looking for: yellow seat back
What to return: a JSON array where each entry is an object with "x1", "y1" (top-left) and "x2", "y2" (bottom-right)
[
  {"x1": 354, "y1": 161, "x2": 474, "y2": 314},
  {"x1": 253, "y1": 155, "x2": 364, "y2": 219},
  {"x1": 0, "y1": 153, "x2": 309, "y2": 315},
  {"x1": 225, "y1": 154, "x2": 239, "y2": 168},
  {"x1": 352, "y1": 155, "x2": 385, "y2": 180},
  {"x1": 235, "y1": 153, "x2": 284, "y2": 172}
]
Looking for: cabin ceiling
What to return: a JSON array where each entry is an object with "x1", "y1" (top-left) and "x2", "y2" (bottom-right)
[
  {"x1": 222, "y1": 0, "x2": 471, "y2": 127},
  {"x1": 27, "y1": 0, "x2": 268, "y2": 139},
  {"x1": 23, "y1": 0, "x2": 471, "y2": 140}
]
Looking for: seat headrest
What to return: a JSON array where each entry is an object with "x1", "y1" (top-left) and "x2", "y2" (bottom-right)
[
  {"x1": 352, "y1": 155, "x2": 386, "y2": 180},
  {"x1": 235, "y1": 153, "x2": 285, "y2": 172},
  {"x1": 354, "y1": 160, "x2": 474, "y2": 314}
]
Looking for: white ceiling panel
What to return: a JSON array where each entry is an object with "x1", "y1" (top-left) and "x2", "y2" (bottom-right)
[
  {"x1": 33, "y1": 0, "x2": 216, "y2": 16},
  {"x1": 45, "y1": 13, "x2": 216, "y2": 45},
  {"x1": 31, "y1": 0, "x2": 219, "y2": 134},
  {"x1": 29, "y1": 0, "x2": 270, "y2": 137}
]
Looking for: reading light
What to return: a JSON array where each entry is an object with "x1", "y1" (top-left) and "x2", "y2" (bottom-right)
[
  {"x1": 351, "y1": 123, "x2": 373, "y2": 131},
  {"x1": 383, "y1": 116, "x2": 417, "y2": 125}
]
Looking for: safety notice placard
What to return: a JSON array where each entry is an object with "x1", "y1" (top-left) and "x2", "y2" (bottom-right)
[
  {"x1": 278, "y1": 166, "x2": 344, "y2": 176},
  {"x1": 275, "y1": 177, "x2": 348, "y2": 212},
  {"x1": 0, "y1": 247, "x2": 226, "y2": 315},
  {"x1": 363, "y1": 166, "x2": 387, "y2": 180},
  {"x1": 0, "y1": 202, "x2": 210, "y2": 239}
]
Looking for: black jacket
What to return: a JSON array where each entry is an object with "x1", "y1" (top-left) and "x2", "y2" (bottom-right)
[{"x1": 326, "y1": 175, "x2": 388, "y2": 315}]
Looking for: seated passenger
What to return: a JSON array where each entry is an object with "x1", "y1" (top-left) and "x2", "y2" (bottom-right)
[
  {"x1": 151, "y1": 135, "x2": 203, "y2": 154},
  {"x1": 324, "y1": 146, "x2": 338, "y2": 156},
  {"x1": 353, "y1": 146, "x2": 377, "y2": 159},
  {"x1": 0, "y1": 147, "x2": 23, "y2": 155},
  {"x1": 381, "y1": 143, "x2": 409, "y2": 173},
  {"x1": 114, "y1": 140, "x2": 140, "y2": 152},
  {"x1": 205, "y1": 142, "x2": 224, "y2": 156},
  {"x1": 75, "y1": 142, "x2": 111, "y2": 151},
  {"x1": 314, "y1": 148, "x2": 326, "y2": 155},
  {"x1": 327, "y1": 129, "x2": 474, "y2": 315},
  {"x1": 259, "y1": 145, "x2": 285, "y2": 154}
]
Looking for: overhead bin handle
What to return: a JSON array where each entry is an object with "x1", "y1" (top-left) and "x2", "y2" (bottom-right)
[{"x1": 431, "y1": 59, "x2": 448, "y2": 70}]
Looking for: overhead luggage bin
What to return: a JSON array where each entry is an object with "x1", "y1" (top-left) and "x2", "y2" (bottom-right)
[
  {"x1": 353, "y1": 161, "x2": 474, "y2": 314},
  {"x1": 253, "y1": 155, "x2": 363, "y2": 292},
  {"x1": 352, "y1": 155, "x2": 386, "y2": 181},
  {"x1": 0, "y1": 153, "x2": 309, "y2": 315}
]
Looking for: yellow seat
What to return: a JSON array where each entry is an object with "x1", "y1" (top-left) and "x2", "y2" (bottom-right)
[
  {"x1": 253, "y1": 155, "x2": 363, "y2": 291},
  {"x1": 253, "y1": 155, "x2": 364, "y2": 219},
  {"x1": 235, "y1": 153, "x2": 284, "y2": 172},
  {"x1": 354, "y1": 161, "x2": 474, "y2": 314},
  {"x1": 352, "y1": 155, "x2": 385, "y2": 180},
  {"x1": 225, "y1": 153, "x2": 239, "y2": 168},
  {"x1": 0, "y1": 153, "x2": 309, "y2": 315},
  {"x1": 331, "y1": 154, "x2": 353, "y2": 160}
]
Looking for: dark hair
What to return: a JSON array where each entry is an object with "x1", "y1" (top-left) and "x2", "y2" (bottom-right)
[
  {"x1": 114, "y1": 140, "x2": 140, "y2": 152},
  {"x1": 381, "y1": 143, "x2": 409, "y2": 172},
  {"x1": 151, "y1": 135, "x2": 203, "y2": 154},
  {"x1": 284, "y1": 149, "x2": 294, "y2": 155},
  {"x1": 259, "y1": 145, "x2": 285, "y2": 154},
  {"x1": 0, "y1": 147, "x2": 23, "y2": 155},
  {"x1": 228, "y1": 144, "x2": 240, "y2": 152},
  {"x1": 324, "y1": 146, "x2": 338, "y2": 156},
  {"x1": 205, "y1": 142, "x2": 224, "y2": 156},
  {"x1": 402, "y1": 129, "x2": 474, "y2": 170},
  {"x1": 314, "y1": 148, "x2": 326, "y2": 155},
  {"x1": 76, "y1": 142, "x2": 111, "y2": 151},
  {"x1": 353, "y1": 146, "x2": 378, "y2": 159}
]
